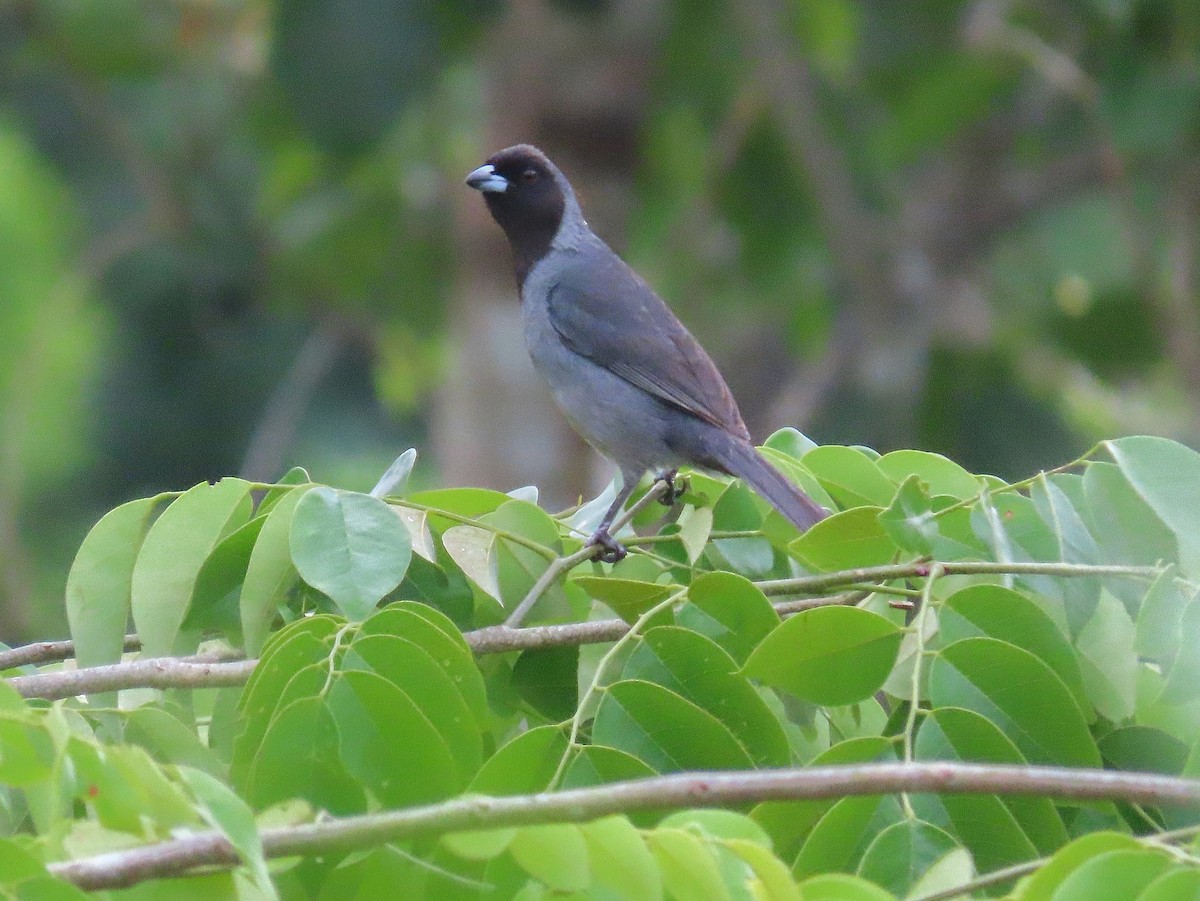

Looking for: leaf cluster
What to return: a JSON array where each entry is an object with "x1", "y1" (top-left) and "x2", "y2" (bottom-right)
[{"x1": 2, "y1": 434, "x2": 1200, "y2": 897}]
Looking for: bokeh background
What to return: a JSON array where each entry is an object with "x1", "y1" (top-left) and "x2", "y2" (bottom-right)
[{"x1": 1, "y1": 0, "x2": 1196, "y2": 641}]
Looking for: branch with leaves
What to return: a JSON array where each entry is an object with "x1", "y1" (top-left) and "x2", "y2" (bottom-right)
[
  {"x1": 7, "y1": 555, "x2": 1156, "y2": 701},
  {"x1": 47, "y1": 763, "x2": 1200, "y2": 891}
]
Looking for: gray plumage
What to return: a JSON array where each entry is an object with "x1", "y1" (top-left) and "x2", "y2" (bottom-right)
[{"x1": 467, "y1": 144, "x2": 828, "y2": 559}]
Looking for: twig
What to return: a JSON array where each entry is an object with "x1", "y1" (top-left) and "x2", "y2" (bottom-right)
[
  {"x1": 46, "y1": 763, "x2": 1200, "y2": 891},
  {"x1": 550, "y1": 588, "x2": 688, "y2": 788},
  {"x1": 9, "y1": 556, "x2": 1158, "y2": 701},
  {"x1": 503, "y1": 479, "x2": 673, "y2": 628},
  {"x1": 9, "y1": 593, "x2": 856, "y2": 701},
  {"x1": 901, "y1": 563, "x2": 942, "y2": 818},
  {"x1": 756, "y1": 560, "x2": 1162, "y2": 596},
  {"x1": 0, "y1": 634, "x2": 140, "y2": 671},
  {"x1": 913, "y1": 823, "x2": 1200, "y2": 901},
  {"x1": 10, "y1": 658, "x2": 256, "y2": 701}
]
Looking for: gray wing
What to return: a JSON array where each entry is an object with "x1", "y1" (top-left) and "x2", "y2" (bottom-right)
[{"x1": 545, "y1": 251, "x2": 749, "y2": 438}]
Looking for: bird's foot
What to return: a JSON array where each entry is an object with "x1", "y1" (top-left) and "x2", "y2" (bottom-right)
[
  {"x1": 587, "y1": 528, "x2": 628, "y2": 564},
  {"x1": 655, "y1": 469, "x2": 689, "y2": 506}
]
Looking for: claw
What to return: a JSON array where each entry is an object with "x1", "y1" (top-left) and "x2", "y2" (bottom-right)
[
  {"x1": 656, "y1": 469, "x2": 689, "y2": 506},
  {"x1": 587, "y1": 528, "x2": 628, "y2": 564}
]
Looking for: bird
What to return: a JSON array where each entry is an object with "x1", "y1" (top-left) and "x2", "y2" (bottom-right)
[{"x1": 466, "y1": 144, "x2": 829, "y2": 562}]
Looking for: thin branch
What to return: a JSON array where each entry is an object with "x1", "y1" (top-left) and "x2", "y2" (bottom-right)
[
  {"x1": 551, "y1": 588, "x2": 688, "y2": 788},
  {"x1": 503, "y1": 478, "x2": 673, "y2": 628},
  {"x1": 8, "y1": 557, "x2": 1158, "y2": 700},
  {"x1": 10, "y1": 658, "x2": 256, "y2": 701},
  {"x1": 913, "y1": 824, "x2": 1200, "y2": 901},
  {"x1": 47, "y1": 763, "x2": 1200, "y2": 891},
  {"x1": 0, "y1": 634, "x2": 140, "y2": 671},
  {"x1": 901, "y1": 563, "x2": 942, "y2": 819},
  {"x1": 756, "y1": 560, "x2": 1162, "y2": 596},
  {"x1": 10, "y1": 592, "x2": 859, "y2": 700}
]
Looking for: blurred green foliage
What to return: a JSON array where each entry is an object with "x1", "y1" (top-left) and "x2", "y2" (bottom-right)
[{"x1": 2, "y1": 0, "x2": 1199, "y2": 640}]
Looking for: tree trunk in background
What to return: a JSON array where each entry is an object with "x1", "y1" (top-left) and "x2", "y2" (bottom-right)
[{"x1": 435, "y1": 0, "x2": 659, "y2": 509}]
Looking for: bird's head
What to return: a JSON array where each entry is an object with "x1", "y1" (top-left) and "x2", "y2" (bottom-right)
[{"x1": 467, "y1": 145, "x2": 584, "y2": 274}]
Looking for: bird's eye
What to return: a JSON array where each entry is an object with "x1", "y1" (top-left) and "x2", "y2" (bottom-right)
[{"x1": 521, "y1": 168, "x2": 538, "y2": 184}]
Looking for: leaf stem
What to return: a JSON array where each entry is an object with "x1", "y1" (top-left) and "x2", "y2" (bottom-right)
[{"x1": 548, "y1": 586, "x2": 687, "y2": 788}]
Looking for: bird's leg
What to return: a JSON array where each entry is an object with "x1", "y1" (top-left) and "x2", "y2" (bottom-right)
[
  {"x1": 587, "y1": 481, "x2": 636, "y2": 564},
  {"x1": 654, "y1": 468, "x2": 689, "y2": 506}
]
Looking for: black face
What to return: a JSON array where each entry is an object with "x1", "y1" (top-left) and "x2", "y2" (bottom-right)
[{"x1": 468, "y1": 145, "x2": 566, "y2": 282}]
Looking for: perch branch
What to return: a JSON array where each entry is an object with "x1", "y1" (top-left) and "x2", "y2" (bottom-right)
[
  {"x1": 47, "y1": 763, "x2": 1200, "y2": 891},
  {"x1": 503, "y1": 478, "x2": 674, "y2": 628}
]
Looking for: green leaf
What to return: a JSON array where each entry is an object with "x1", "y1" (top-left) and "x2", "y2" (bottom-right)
[
  {"x1": 256, "y1": 466, "x2": 311, "y2": 516},
  {"x1": 1107, "y1": 436, "x2": 1200, "y2": 577},
  {"x1": 876, "y1": 450, "x2": 980, "y2": 498},
  {"x1": 1098, "y1": 726, "x2": 1188, "y2": 775},
  {"x1": 1031, "y1": 476, "x2": 1103, "y2": 634},
  {"x1": 794, "y1": 794, "x2": 903, "y2": 878},
  {"x1": 0, "y1": 716, "x2": 54, "y2": 785},
  {"x1": 359, "y1": 602, "x2": 488, "y2": 727},
  {"x1": 752, "y1": 737, "x2": 895, "y2": 863},
  {"x1": 327, "y1": 669, "x2": 461, "y2": 805},
  {"x1": 1159, "y1": 597, "x2": 1200, "y2": 705},
  {"x1": 512, "y1": 645, "x2": 579, "y2": 721},
  {"x1": 592, "y1": 679, "x2": 754, "y2": 771},
  {"x1": 929, "y1": 638, "x2": 1101, "y2": 767},
  {"x1": 877, "y1": 476, "x2": 937, "y2": 555},
  {"x1": 660, "y1": 809, "x2": 771, "y2": 845},
  {"x1": 581, "y1": 816, "x2": 663, "y2": 901},
  {"x1": 1137, "y1": 868, "x2": 1200, "y2": 901},
  {"x1": 677, "y1": 504, "x2": 714, "y2": 563},
  {"x1": 1082, "y1": 462, "x2": 1175, "y2": 610},
  {"x1": 178, "y1": 767, "x2": 273, "y2": 895},
  {"x1": 369, "y1": 448, "x2": 417, "y2": 498},
  {"x1": 856, "y1": 819, "x2": 958, "y2": 897},
  {"x1": 442, "y1": 523, "x2": 501, "y2": 602},
  {"x1": 624, "y1": 626, "x2": 790, "y2": 766},
  {"x1": 798, "y1": 873, "x2": 895, "y2": 901},
  {"x1": 65, "y1": 496, "x2": 163, "y2": 676},
  {"x1": 647, "y1": 827, "x2": 731, "y2": 901},
  {"x1": 290, "y1": 487, "x2": 412, "y2": 620},
  {"x1": 185, "y1": 514, "x2": 266, "y2": 637},
  {"x1": 561, "y1": 744, "x2": 658, "y2": 791},
  {"x1": 1135, "y1": 566, "x2": 1193, "y2": 665},
  {"x1": 469, "y1": 726, "x2": 569, "y2": 795},
  {"x1": 483, "y1": 500, "x2": 562, "y2": 613},
  {"x1": 678, "y1": 572, "x2": 780, "y2": 664},
  {"x1": 241, "y1": 486, "x2": 311, "y2": 655},
  {"x1": 789, "y1": 507, "x2": 899, "y2": 571},
  {"x1": 915, "y1": 707, "x2": 1067, "y2": 864},
  {"x1": 441, "y1": 825, "x2": 518, "y2": 861},
  {"x1": 1014, "y1": 832, "x2": 1143, "y2": 899},
  {"x1": 764, "y1": 427, "x2": 818, "y2": 459},
  {"x1": 408, "y1": 486, "x2": 513, "y2": 522},
  {"x1": 124, "y1": 706, "x2": 223, "y2": 776},
  {"x1": 243, "y1": 696, "x2": 365, "y2": 814},
  {"x1": 1049, "y1": 850, "x2": 1172, "y2": 900},
  {"x1": 131, "y1": 479, "x2": 253, "y2": 656},
  {"x1": 344, "y1": 633, "x2": 483, "y2": 783},
  {"x1": 573, "y1": 576, "x2": 674, "y2": 623},
  {"x1": 1076, "y1": 591, "x2": 1138, "y2": 720},
  {"x1": 232, "y1": 663, "x2": 330, "y2": 792},
  {"x1": 509, "y1": 824, "x2": 589, "y2": 892},
  {"x1": 743, "y1": 606, "x2": 902, "y2": 706},
  {"x1": 803, "y1": 446, "x2": 898, "y2": 508},
  {"x1": 938, "y1": 584, "x2": 1090, "y2": 716},
  {"x1": 725, "y1": 838, "x2": 802, "y2": 901}
]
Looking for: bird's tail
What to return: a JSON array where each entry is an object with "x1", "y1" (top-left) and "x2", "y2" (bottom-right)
[{"x1": 713, "y1": 436, "x2": 829, "y2": 532}]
